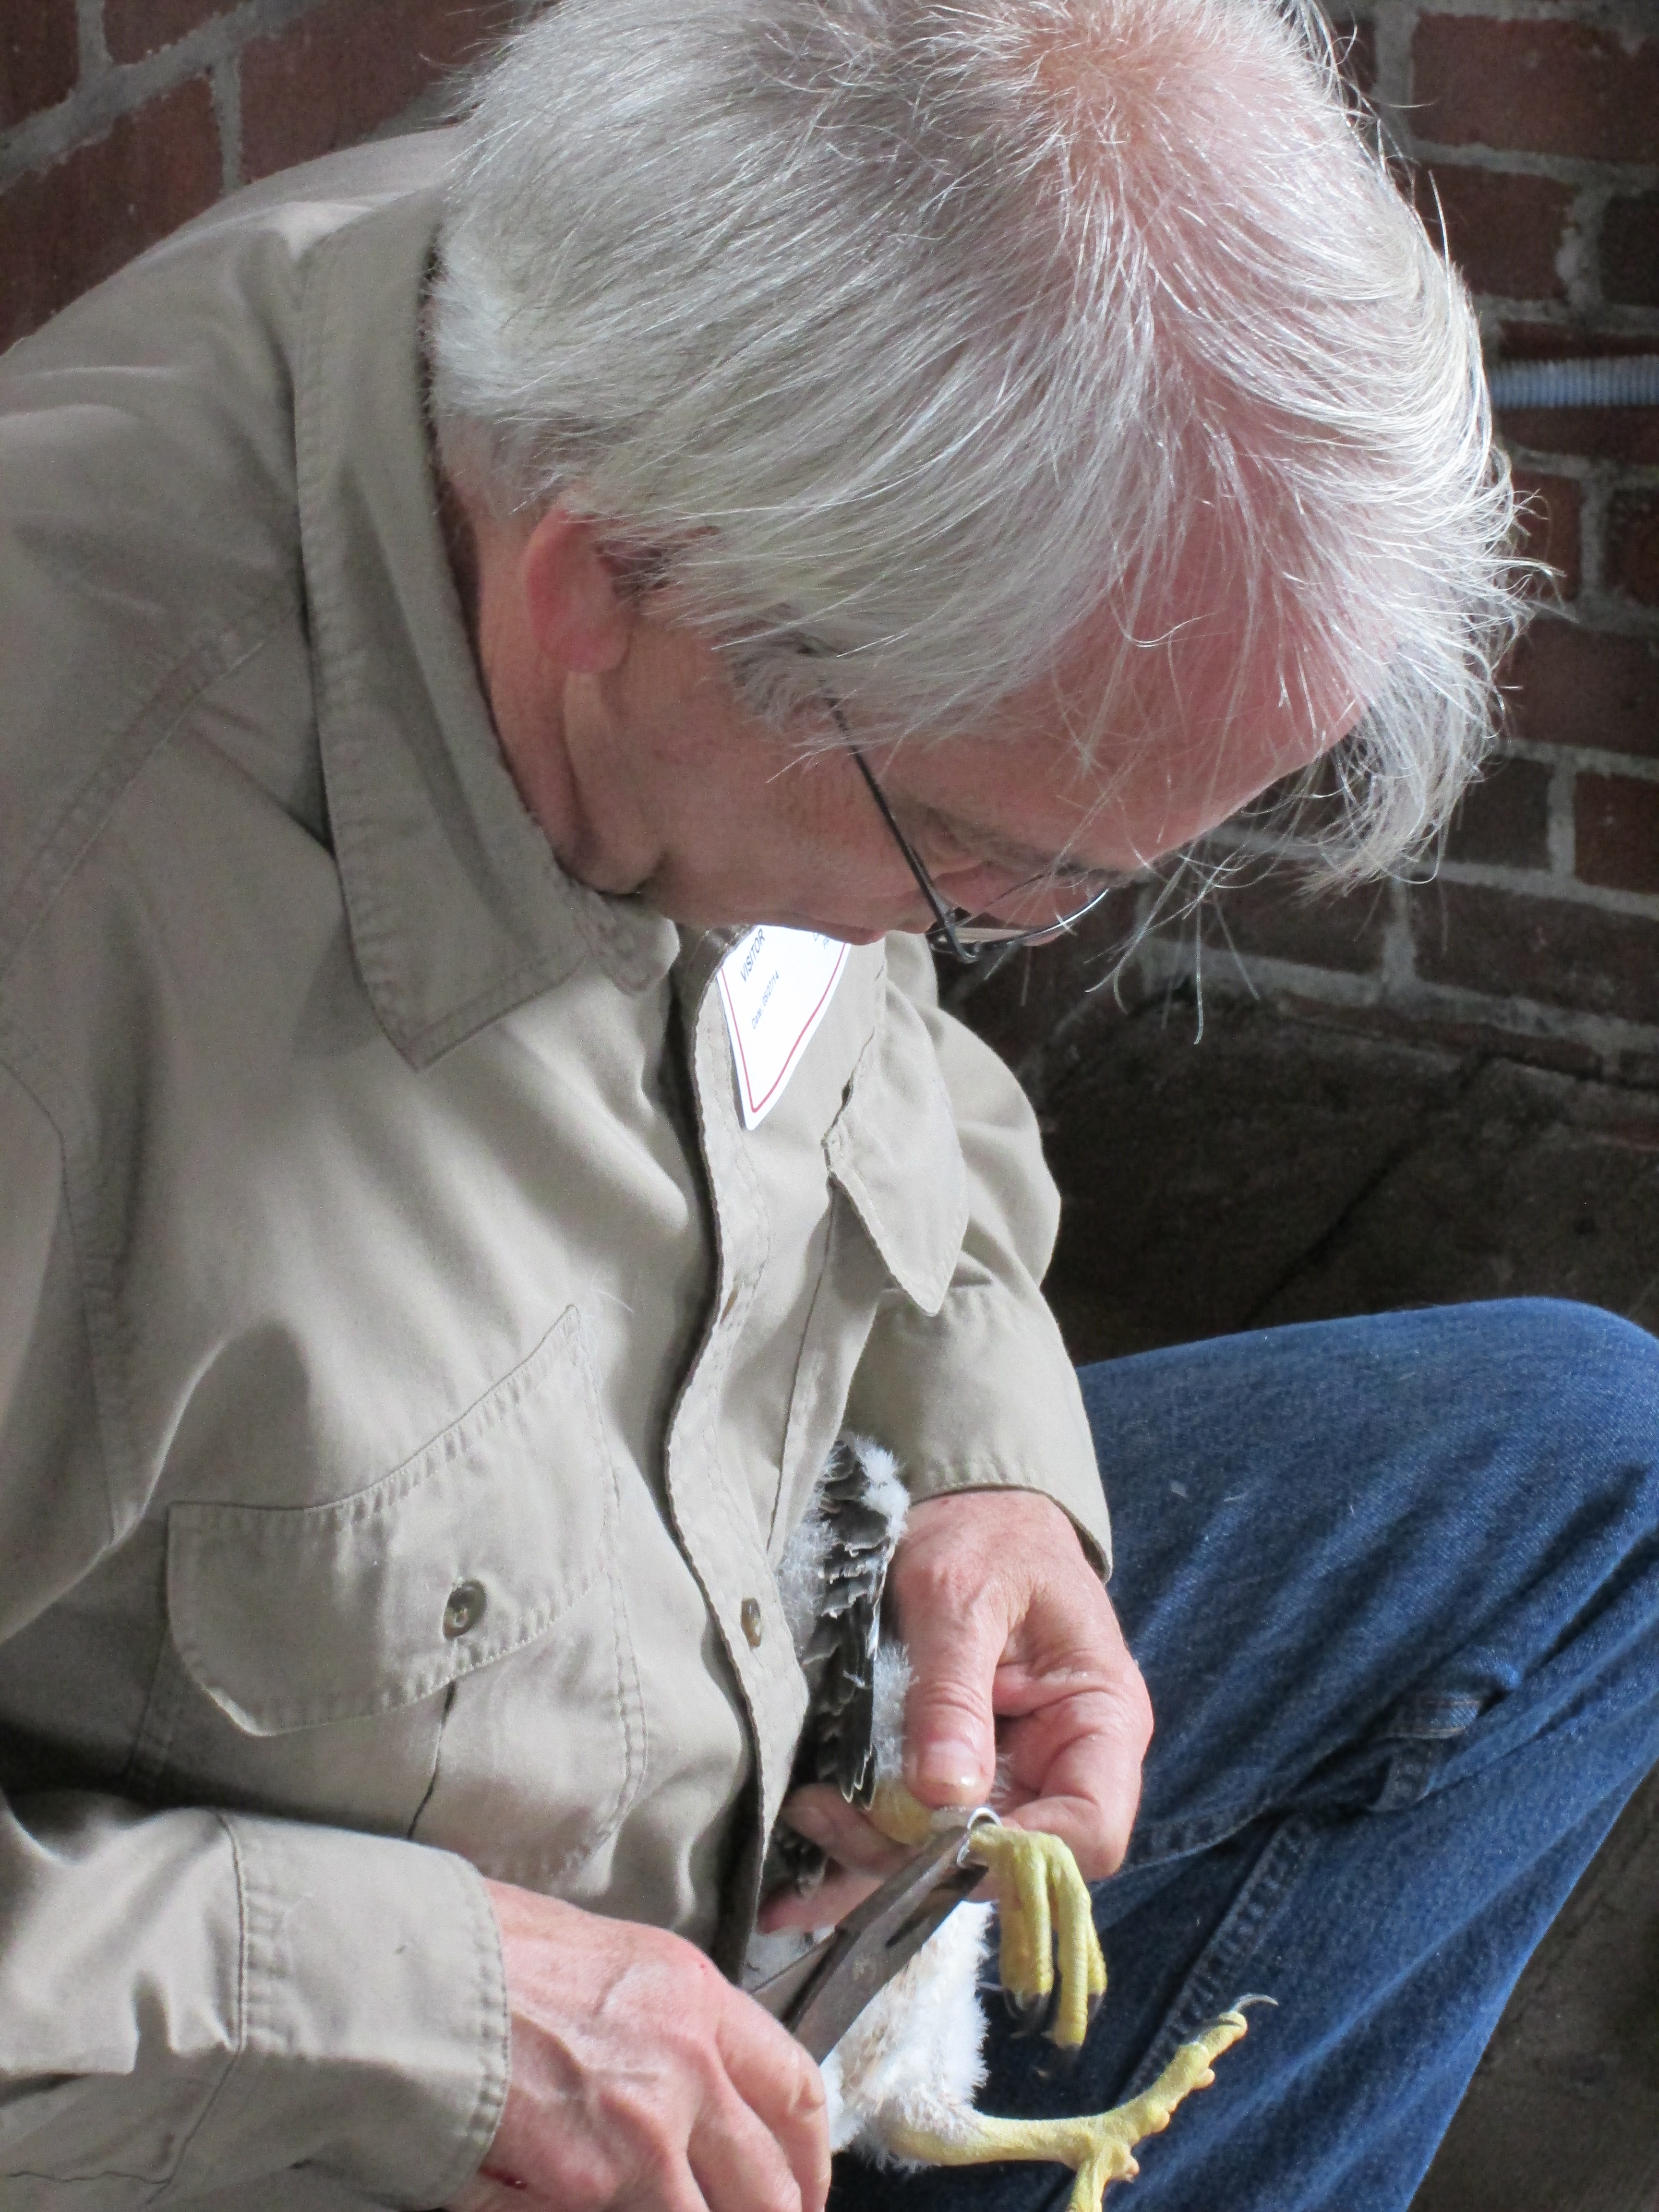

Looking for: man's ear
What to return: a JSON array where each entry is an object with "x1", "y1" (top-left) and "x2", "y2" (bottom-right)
[{"x1": 519, "y1": 507, "x2": 635, "y2": 675}]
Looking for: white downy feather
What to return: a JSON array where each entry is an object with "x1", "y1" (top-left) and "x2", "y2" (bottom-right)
[{"x1": 821, "y1": 1897, "x2": 995, "y2": 2156}]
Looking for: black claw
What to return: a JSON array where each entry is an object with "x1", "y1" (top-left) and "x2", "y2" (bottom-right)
[
  {"x1": 1085, "y1": 1987, "x2": 1106, "y2": 2031},
  {"x1": 1030, "y1": 2039, "x2": 1082, "y2": 2085},
  {"x1": 1001, "y1": 1985, "x2": 1057, "y2": 2037},
  {"x1": 1043, "y1": 1986, "x2": 1099, "y2": 2062}
]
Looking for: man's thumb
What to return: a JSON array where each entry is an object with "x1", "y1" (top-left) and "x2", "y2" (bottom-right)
[{"x1": 901, "y1": 1611, "x2": 999, "y2": 1808}]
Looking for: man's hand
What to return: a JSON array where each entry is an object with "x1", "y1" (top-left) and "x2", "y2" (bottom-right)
[
  {"x1": 759, "y1": 1489, "x2": 1152, "y2": 1933},
  {"x1": 451, "y1": 1881, "x2": 830, "y2": 2212}
]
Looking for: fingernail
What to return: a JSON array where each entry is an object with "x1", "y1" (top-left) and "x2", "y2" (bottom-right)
[{"x1": 909, "y1": 1739, "x2": 984, "y2": 1801}]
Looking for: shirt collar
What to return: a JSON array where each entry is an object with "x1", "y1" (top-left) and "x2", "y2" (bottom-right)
[{"x1": 294, "y1": 139, "x2": 681, "y2": 1070}]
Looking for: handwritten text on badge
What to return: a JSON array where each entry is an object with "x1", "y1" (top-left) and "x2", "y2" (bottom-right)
[{"x1": 716, "y1": 926, "x2": 849, "y2": 1129}]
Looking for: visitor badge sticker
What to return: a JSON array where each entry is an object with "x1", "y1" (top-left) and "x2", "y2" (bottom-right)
[{"x1": 717, "y1": 926, "x2": 849, "y2": 1129}]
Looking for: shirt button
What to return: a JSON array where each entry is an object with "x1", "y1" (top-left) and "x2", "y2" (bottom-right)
[
  {"x1": 741, "y1": 1598, "x2": 764, "y2": 1649},
  {"x1": 443, "y1": 1580, "x2": 487, "y2": 1639}
]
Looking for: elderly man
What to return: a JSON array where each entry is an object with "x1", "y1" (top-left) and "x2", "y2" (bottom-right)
[{"x1": 2, "y1": 2, "x2": 1657, "y2": 2210}]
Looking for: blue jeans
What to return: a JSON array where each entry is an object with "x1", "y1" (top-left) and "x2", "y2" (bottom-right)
[{"x1": 830, "y1": 1300, "x2": 1659, "y2": 2212}]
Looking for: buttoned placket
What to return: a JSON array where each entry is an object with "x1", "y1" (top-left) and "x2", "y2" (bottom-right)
[{"x1": 664, "y1": 932, "x2": 812, "y2": 1958}]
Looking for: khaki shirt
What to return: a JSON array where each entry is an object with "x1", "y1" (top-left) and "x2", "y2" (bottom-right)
[{"x1": 0, "y1": 135, "x2": 1107, "y2": 2208}]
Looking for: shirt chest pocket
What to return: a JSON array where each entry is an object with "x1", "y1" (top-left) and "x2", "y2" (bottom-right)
[
  {"x1": 823, "y1": 986, "x2": 969, "y2": 1313},
  {"x1": 151, "y1": 1309, "x2": 644, "y2": 1875}
]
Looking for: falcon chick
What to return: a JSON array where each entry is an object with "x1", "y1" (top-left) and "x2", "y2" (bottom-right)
[{"x1": 746, "y1": 1436, "x2": 1251, "y2": 2210}]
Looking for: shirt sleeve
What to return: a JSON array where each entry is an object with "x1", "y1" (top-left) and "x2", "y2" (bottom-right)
[
  {"x1": 0, "y1": 1061, "x2": 509, "y2": 2208},
  {"x1": 842, "y1": 935, "x2": 1112, "y2": 1573}
]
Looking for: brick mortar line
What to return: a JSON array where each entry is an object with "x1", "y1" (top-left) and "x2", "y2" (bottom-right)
[
  {"x1": 1506, "y1": 448, "x2": 1631, "y2": 487},
  {"x1": 1133, "y1": 937, "x2": 1659, "y2": 1066},
  {"x1": 1368, "y1": 0, "x2": 1416, "y2": 117},
  {"x1": 0, "y1": 0, "x2": 333, "y2": 190},
  {"x1": 1478, "y1": 294, "x2": 1608, "y2": 323},
  {"x1": 1010, "y1": 907, "x2": 1659, "y2": 1101},
  {"x1": 74, "y1": 0, "x2": 108, "y2": 77},
  {"x1": 1476, "y1": 292, "x2": 1659, "y2": 327},
  {"x1": 1388, "y1": 0, "x2": 1656, "y2": 26},
  {"x1": 1549, "y1": 596, "x2": 1659, "y2": 643},
  {"x1": 1491, "y1": 305, "x2": 1659, "y2": 341},
  {"x1": 7, "y1": 13, "x2": 1651, "y2": 203},
  {"x1": 1502, "y1": 597, "x2": 1659, "y2": 645},
  {"x1": 1201, "y1": 822, "x2": 1659, "y2": 917},
  {"x1": 1381, "y1": 874, "x2": 1419, "y2": 990},
  {"x1": 210, "y1": 57, "x2": 242, "y2": 197},
  {"x1": 1501, "y1": 737, "x2": 1659, "y2": 781},
  {"x1": 1128, "y1": 929, "x2": 1371, "y2": 1013},
  {"x1": 1562, "y1": 180, "x2": 1607, "y2": 320},
  {"x1": 1581, "y1": 471, "x2": 1612, "y2": 597},
  {"x1": 1409, "y1": 140, "x2": 1659, "y2": 191},
  {"x1": 1434, "y1": 854, "x2": 1659, "y2": 914},
  {"x1": 1546, "y1": 751, "x2": 1579, "y2": 876}
]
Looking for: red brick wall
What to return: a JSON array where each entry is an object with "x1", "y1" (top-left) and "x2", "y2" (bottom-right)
[
  {"x1": 0, "y1": 0, "x2": 520, "y2": 353},
  {"x1": 3, "y1": 0, "x2": 1657, "y2": 1081}
]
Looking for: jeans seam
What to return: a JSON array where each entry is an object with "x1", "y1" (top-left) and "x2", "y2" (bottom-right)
[
  {"x1": 1123, "y1": 1796, "x2": 1279, "y2": 1868},
  {"x1": 1119, "y1": 1813, "x2": 1321, "y2": 2102}
]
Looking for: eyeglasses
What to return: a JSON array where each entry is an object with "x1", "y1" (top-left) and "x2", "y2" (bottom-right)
[{"x1": 828, "y1": 704, "x2": 1124, "y2": 966}]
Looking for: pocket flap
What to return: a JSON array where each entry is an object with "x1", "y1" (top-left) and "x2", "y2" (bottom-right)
[
  {"x1": 167, "y1": 1310, "x2": 615, "y2": 1735},
  {"x1": 823, "y1": 987, "x2": 968, "y2": 1315}
]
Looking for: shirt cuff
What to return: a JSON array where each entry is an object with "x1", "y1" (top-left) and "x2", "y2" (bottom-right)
[
  {"x1": 175, "y1": 1812, "x2": 509, "y2": 2208},
  {"x1": 845, "y1": 1285, "x2": 1112, "y2": 1575}
]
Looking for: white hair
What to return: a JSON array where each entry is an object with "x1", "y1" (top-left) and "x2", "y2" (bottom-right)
[{"x1": 429, "y1": 0, "x2": 1527, "y2": 882}]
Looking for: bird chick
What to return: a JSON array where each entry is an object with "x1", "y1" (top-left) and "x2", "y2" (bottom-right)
[{"x1": 749, "y1": 1436, "x2": 1253, "y2": 2209}]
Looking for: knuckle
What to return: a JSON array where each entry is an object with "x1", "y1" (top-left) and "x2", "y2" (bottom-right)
[
  {"x1": 1121, "y1": 1673, "x2": 1155, "y2": 1747},
  {"x1": 895, "y1": 1537, "x2": 1002, "y2": 1619},
  {"x1": 637, "y1": 2139, "x2": 690, "y2": 2203},
  {"x1": 606, "y1": 2078, "x2": 670, "y2": 2144},
  {"x1": 752, "y1": 2160, "x2": 801, "y2": 2212},
  {"x1": 912, "y1": 1678, "x2": 988, "y2": 1729},
  {"x1": 927, "y1": 1551, "x2": 1005, "y2": 1618},
  {"x1": 780, "y1": 2059, "x2": 828, "y2": 2140},
  {"x1": 680, "y1": 2034, "x2": 726, "y2": 2096}
]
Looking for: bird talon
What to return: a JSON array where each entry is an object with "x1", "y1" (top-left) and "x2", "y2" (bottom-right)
[
  {"x1": 1002, "y1": 1985, "x2": 1056, "y2": 2037},
  {"x1": 965, "y1": 1822, "x2": 1107, "y2": 2052}
]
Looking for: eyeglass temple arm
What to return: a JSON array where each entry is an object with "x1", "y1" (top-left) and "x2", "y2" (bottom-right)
[{"x1": 834, "y1": 719, "x2": 975, "y2": 965}]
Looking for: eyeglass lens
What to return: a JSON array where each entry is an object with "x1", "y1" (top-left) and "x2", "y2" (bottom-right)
[{"x1": 837, "y1": 722, "x2": 1120, "y2": 964}]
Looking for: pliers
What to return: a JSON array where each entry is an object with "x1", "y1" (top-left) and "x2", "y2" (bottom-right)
[{"x1": 749, "y1": 1816, "x2": 991, "y2": 2060}]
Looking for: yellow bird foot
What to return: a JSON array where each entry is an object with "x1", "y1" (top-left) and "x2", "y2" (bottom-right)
[
  {"x1": 866, "y1": 1784, "x2": 1107, "y2": 2051},
  {"x1": 965, "y1": 1818, "x2": 1107, "y2": 2050},
  {"x1": 885, "y1": 2008, "x2": 1251, "y2": 2212}
]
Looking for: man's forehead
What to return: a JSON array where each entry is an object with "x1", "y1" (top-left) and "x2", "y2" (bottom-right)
[
  {"x1": 878, "y1": 636, "x2": 1345, "y2": 878},
  {"x1": 880, "y1": 728, "x2": 1130, "y2": 875}
]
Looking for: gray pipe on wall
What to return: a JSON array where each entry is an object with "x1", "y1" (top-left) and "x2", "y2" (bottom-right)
[{"x1": 1487, "y1": 356, "x2": 1659, "y2": 409}]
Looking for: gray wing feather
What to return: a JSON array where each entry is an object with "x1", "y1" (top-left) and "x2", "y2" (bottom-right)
[{"x1": 765, "y1": 1435, "x2": 907, "y2": 1900}]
